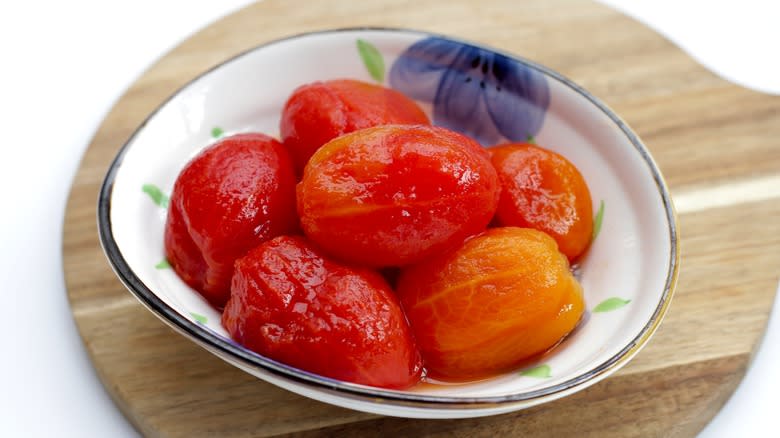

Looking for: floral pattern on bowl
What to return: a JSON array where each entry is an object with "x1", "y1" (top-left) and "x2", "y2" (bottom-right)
[{"x1": 389, "y1": 37, "x2": 550, "y2": 145}]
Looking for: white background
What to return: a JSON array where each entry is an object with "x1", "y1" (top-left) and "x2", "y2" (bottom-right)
[{"x1": 1, "y1": 1, "x2": 777, "y2": 436}]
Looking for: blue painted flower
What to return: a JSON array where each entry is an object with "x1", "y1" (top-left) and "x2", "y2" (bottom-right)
[{"x1": 389, "y1": 37, "x2": 550, "y2": 146}]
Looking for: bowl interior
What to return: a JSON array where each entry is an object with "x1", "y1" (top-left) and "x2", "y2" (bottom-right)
[{"x1": 104, "y1": 29, "x2": 675, "y2": 403}]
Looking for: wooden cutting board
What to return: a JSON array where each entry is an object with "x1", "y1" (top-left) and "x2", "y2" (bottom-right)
[{"x1": 63, "y1": 0, "x2": 780, "y2": 436}]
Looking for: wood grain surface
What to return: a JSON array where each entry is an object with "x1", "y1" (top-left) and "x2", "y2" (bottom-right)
[{"x1": 63, "y1": 0, "x2": 780, "y2": 436}]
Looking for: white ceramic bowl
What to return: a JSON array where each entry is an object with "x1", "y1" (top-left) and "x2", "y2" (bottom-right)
[{"x1": 98, "y1": 28, "x2": 679, "y2": 419}]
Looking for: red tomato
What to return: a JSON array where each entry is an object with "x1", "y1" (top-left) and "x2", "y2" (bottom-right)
[
  {"x1": 280, "y1": 79, "x2": 430, "y2": 173},
  {"x1": 491, "y1": 143, "x2": 593, "y2": 260},
  {"x1": 222, "y1": 235, "x2": 423, "y2": 389},
  {"x1": 297, "y1": 124, "x2": 500, "y2": 267},
  {"x1": 164, "y1": 133, "x2": 297, "y2": 307}
]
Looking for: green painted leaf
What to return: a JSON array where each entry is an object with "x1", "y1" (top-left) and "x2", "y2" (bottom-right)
[
  {"x1": 211, "y1": 126, "x2": 224, "y2": 138},
  {"x1": 142, "y1": 184, "x2": 169, "y2": 208},
  {"x1": 357, "y1": 39, "x2": 385, "y2": 82},
  {"x1": 526, "y1": 134, "x2": 536, "y2": 143},
  {"x1": 593, "y1": 297, "x2": 631, "y2": 313},
  {"x1": 154, "y1": 259, "x2": 170, "y2": 269},
  {"x1": 592, "y1": 200, "x2": 605, "y2": 240},
  {"x1": 520, "y1": 364, "x2": 551, "y2": 378},
  {"x1": 190, "y1": 312, "x2": 208, "y2": 324}
]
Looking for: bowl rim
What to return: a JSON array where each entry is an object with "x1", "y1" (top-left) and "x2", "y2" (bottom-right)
[{"x1": 97, "y1": 27, "x2": 680, "y2": 409}]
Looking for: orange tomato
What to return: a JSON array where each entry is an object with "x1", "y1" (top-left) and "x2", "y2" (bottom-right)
[
  {"x1": 397, "y1": 227, "x2": 584, "y2": 379},
  {"x1": 490, "y1": 143, "x2": 593, "y2": 261}
]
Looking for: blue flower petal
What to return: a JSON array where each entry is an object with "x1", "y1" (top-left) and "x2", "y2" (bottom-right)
[
  {"x1": 389, "y1": 37, "x2": 550, "y2": 145},
  {"x1": 483, "y1": 53, "x2": 550, "y2": 141},
  {"x1": 433, "y1": 47, "x2": 504, "y2": 145},
  {"x1": 389, "y1": 37, "x2": 461, "y2": 102}
]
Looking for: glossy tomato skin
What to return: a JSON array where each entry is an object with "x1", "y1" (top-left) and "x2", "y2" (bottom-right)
[
  {"x1": 397, "y1": 227, "x2": 584, "y2": 380},
  {"x1": 297, "y1": 124, "x2": 500, "y2": 268},
  {"x1": 164, "y1": 133, "x2": 297, "y2": 308},
  {"x1": 222, "y1": 235, "x2": 423, "y2": 389},
  {"x1": 280, "y1": 79, "x2": 430, "y2": 173},
  {"x1": 490, "y1": 143, "x2": 593, "y2": 261}
]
